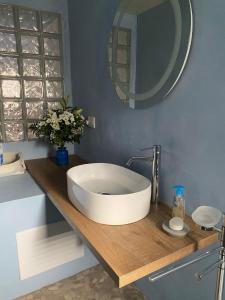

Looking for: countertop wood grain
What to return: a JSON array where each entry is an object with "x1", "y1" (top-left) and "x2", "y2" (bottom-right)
[{"x1": 26, "y1": 155, "x2": 218, "y2": 288}]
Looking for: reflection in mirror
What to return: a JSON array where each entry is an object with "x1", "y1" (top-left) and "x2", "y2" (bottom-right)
[{"x1": 108, "y1": 0, "x2": 193, "y2": 109}]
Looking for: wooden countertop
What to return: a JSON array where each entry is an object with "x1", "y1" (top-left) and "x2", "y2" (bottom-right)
[{"x1": 26, "y1": 155, "x2": 218, "y2": 288}]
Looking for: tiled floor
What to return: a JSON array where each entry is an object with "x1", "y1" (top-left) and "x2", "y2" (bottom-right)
[{"x1": 16, "y1": 265, "x2": 147, "y2": 300}]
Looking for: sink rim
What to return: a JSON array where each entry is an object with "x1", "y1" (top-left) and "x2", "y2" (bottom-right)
[{"x1": 67, "y1": 162, "x2": 151, "y2": 197}]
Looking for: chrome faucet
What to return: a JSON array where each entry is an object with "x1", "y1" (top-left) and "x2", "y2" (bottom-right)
[{"x1": 126, "y1": 145, "x2": 161, "y2": 207}]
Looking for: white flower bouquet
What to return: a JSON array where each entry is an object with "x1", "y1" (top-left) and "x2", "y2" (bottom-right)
[{"x1": 30, "y1": 97, "x2": 86, "y2": 148}]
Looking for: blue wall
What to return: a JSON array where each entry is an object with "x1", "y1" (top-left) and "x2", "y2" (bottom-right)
[{"x1": 68, "y1": 0, "x2": 225, "y2": 299}]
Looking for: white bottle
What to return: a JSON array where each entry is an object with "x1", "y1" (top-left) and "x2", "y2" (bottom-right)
[{"x1": 168, "y1": 185, "x2": 186, "y2": 231}]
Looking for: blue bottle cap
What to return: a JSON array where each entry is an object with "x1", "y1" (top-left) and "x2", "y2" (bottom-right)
[{"x1": 173, "y1": 185, "x2": 185, "y2": 196}]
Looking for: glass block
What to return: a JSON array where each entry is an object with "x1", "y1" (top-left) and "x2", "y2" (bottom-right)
[
  {"x1": 115, "y1": 84, "x2": 128, "y2": 101},
  {"x1": 111, "y1": 66, "x2": 118, "y2": 82},
  {"x1": 3, "y1": 101, "x2": 22, "y2": 120},
  {"x1": 0, "y1": 5, "x2": 14, "y2": 28},
  {"x1": 0, "y1": 32, "x2": 16, "y2": 52},
  {"x1": 24, "y1": 80, "x2": 43, "y2": 98},
  {"x1": 26, "y1": 101, "x2": 43, "y2": 119},
  {"x1": 0, "y1": 57, "x2": 18, "y2": 76},
  {"x1": 46, "y1": 81, "x2": 63, "y2": 98},
  {"x1": 5, "y1": 122, "x2": 24, "y2": 142},
  {"x1": 117, "y1": 66, "x2": 129, "y2": 83},
  {"x1": 42, "y1": 13, "x2": 59, "y2": 33},
  {"x1": 2, "y1": 80, "x2": 21, "y2": 98},
  {"x1": 47, "y1": 101, "x2": 60, "y2": 110},
  {"x1": 0, "y1": 124, "x2": 2, "y2": 141},
  {"x1": 108, "y1": 47, "x2": 112, "y2": 63},
  {"x1": 118, "y1": 30, "x2": 130, "y2": 46},
  {"x1": 21, "y1": 35, "x2": 39, "y2": 54},
  {"x1": 44, "y1": 38, "x2": 60, "y2": 56},
  {"x1": 23, "y1": 58, "x2": 41, "y2": 77},
  {"x1": 19, "y1": 8, "x2": 38, "y2": 31},
  {"x1": 45, "y1": 60, "x2": 61, "y2": 77},
  {"x1": 117, "y1": 48, "x2": 129, "y2": 64}
]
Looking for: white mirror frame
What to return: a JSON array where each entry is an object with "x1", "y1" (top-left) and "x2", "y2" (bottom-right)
[{"x1": 111, "y1": 0, "x2": 193, "y2": 109}]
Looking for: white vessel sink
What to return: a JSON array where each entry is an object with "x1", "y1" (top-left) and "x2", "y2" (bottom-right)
[{"x1": 67, "y1": 163, "x2": 151, "y2": 225}]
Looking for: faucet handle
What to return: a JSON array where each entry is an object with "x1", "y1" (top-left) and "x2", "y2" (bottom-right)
[{"x1": 140, "y1": 145, "x2": 161, "y2": 153}]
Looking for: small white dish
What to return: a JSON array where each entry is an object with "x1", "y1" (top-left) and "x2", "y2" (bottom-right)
[
  {"x1": 162, "y1": 221, "x2": 190, "y2": 237},
  {"x1": 169, "y1": 217, "x2": 184, "y2": 231},
  {"x1": 192, "y1": 206, "x2": 222, "y2": 228}
]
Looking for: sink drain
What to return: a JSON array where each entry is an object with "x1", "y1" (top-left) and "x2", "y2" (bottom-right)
[{"x1": 99, "y1": 192, "x2": 111, "y2": 195}]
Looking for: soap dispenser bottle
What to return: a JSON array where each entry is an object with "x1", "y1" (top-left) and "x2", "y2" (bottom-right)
[{"x1": 172, "y1": 185, "x2": 185, "y2": 220}]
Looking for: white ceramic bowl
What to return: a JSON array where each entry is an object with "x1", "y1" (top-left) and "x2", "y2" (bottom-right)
[{"x1": 67, "y1": 163, "x2": 151, "y2": 225}]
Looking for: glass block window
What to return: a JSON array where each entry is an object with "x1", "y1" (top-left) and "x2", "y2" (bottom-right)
[
  {"x1": 108, "y1": 27, "x2": 131, "y2": 104},
  {"x1": 0, "y1": 3, "x2": 64, "y2": 142}
]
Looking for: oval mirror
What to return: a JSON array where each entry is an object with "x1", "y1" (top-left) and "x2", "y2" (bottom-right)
[{"x1": 108, "y1": 0, "x2": 193, "y2": 109}]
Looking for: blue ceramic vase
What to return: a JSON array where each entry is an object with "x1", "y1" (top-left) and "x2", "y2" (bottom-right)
[{"x1": 56, "y1": 147, "x2": 69, "y2": 166}]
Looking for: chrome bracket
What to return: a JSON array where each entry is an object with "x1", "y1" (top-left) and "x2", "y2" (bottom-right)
[{"x1": 149, "y1": 213, "x2": 225, "y2": 300}]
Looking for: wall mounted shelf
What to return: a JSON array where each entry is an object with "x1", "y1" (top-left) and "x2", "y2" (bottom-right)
[{"x1": 26, "y1": 155, "x2": 218, "y2": 288}]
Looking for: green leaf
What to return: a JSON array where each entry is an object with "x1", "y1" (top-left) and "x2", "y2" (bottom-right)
[{"x1": 72, "y1": 107, "x2": 83, "y2": 115}]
